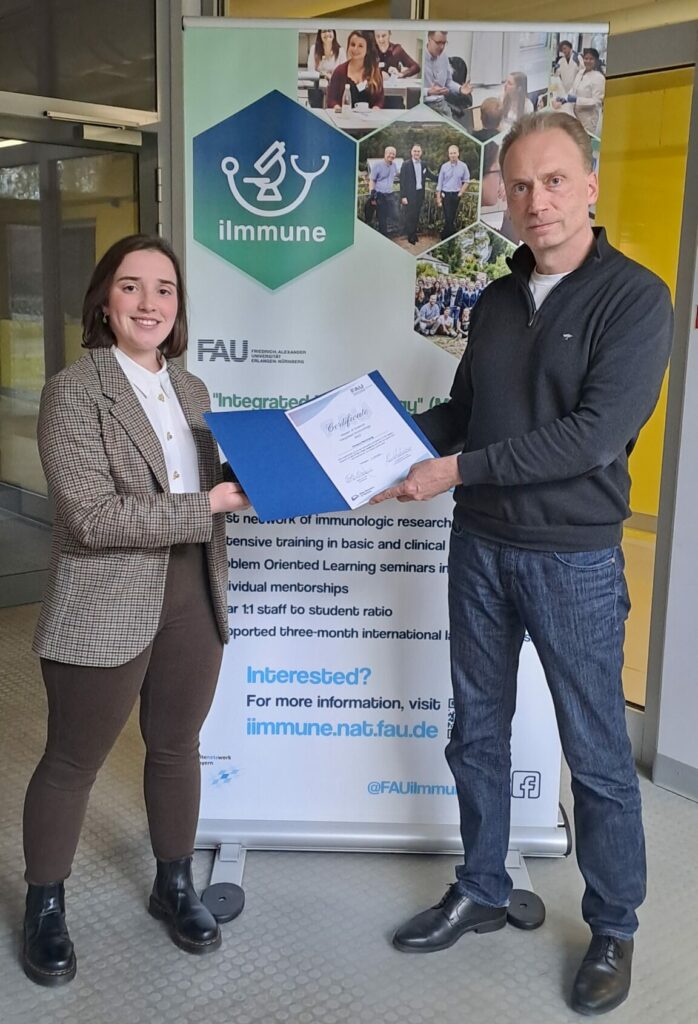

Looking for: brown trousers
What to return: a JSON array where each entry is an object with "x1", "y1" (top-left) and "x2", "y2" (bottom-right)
[{"x1": 23, "y1": 544, "x2": 224, "y2": 884}]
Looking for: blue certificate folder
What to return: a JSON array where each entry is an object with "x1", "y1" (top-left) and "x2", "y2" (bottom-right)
[{"x1": 204, "y1": 370, "x2": 438, "y2": 523}]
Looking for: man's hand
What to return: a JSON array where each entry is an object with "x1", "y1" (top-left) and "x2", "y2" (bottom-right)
[
  {"x1": 427, "y1": 84, "x2": 448, "y2": 96},
  {"x1": 401, "y1": 197, "x2": 408, "y2": 205},
  {"x1": 370, "y1": 455, "x2": 461, "y2": 504},
  {"x1": 460, "y1": 82, "x2": 472, "y2": 95}
]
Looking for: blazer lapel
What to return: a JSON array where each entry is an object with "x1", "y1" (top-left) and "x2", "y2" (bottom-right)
[
  {"x1": 92, "y1": 348, "x2": 170, "y2": 493},
  {"x1": 168, "y1": 362, "x2": 217, "y2": 490}
]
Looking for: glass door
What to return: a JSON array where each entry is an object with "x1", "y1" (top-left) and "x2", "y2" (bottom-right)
[{"x1": 0, "y1": 136, "x2": 140, "y2": 606}]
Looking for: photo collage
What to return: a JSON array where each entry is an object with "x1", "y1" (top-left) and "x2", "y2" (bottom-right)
[{"x1": 297, "y1": 27, "x2": 608, "y2": 358}]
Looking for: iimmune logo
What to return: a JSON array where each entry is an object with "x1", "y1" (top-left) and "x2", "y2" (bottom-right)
[{"x1": 193, "y1": 90, "x2": 356, "y2": 289}]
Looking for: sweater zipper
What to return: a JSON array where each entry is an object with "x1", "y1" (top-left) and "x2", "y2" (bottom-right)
[{"x1": 523, "y1": 275, "x2": 570, "y2": 328}]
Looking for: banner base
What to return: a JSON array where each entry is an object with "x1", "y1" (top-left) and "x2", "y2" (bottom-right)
[{"x1": 196, "y1": 818, "x2": 570, "y2": 857}]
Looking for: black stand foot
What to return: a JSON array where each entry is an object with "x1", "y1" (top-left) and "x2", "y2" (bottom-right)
[
  {"x1": 201, "y1": 882, "x2": 245, "y2": 923},
  {"x1": 506, "y1": 889, "x2": 545, "y2": 930}
]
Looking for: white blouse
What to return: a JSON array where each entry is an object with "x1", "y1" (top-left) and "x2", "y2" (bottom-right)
[{"x1": 112, "y1": 345, "x2": 200, "y2": 494}]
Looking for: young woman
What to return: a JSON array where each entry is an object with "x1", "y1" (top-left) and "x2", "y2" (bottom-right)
[
  {"x1": 327, "y1": 30, "x2": 384, "y2": 111},
  {"x1": 307, "y1": 28, "x2": 345, "y2": 79},
  {"x1": 22, "y1": 234, "x2": 249, "y2": 986},
  {"x1": 499, "y1": 71, "x2": 534, "y2": 132}
]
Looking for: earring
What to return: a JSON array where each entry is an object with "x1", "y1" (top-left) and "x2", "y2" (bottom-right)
[{"x1": 102, "y1": 313, "x2": 108, "y2": 324}]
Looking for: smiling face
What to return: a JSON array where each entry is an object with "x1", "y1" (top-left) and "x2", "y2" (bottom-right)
[
  {"x1": 103, "y1": 249, "x2": 178, "y2": 368},
  {"x1": 347, "y1": 33, "x2": 367, "y2": 61},
  {"x1": 448, "y1": 146, "x2": 459, "y2": 163},
  {"x1": 374, "y1": 30, "x2": 390, "y2": 53},
  {"x1": 560, "y1": 43, "x2": 572, "y2": 59},
  {"x1": 583, "y1": 51, "x2": 597, "y2": 71},
  {"x1": 384, "y1": 147, "x2": 396, "y2": 164},
  {"x1": 502, "y1": 127, "x2": 598, "y2": 273},
  {"x1": 320, "y1": 29, "x2": 335, "y2": 51},
  {"x1": 411, "y1": 145, "x2": 422, "y2": 161}
]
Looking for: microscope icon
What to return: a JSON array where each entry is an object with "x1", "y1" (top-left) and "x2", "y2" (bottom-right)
[{"x1": 221, "y1": 140, "x2": 330, "y2": 218}]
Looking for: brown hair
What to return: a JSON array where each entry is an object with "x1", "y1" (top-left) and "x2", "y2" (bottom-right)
[
  {"x1": 347, "y1": 30, "x2": 383, "y2": 95},
  {"x1": 501, "y1": 70, "x2": 529, "y2": 124},
  {"x1": 499, "y1": 110, "x2": 594, "y2": 174},
  {"x1": 313, "y1": 28, "x2": 340, "y2": 68},
  {"x1": 82, "y1": 234, "x2": 188, "y2": 357}
]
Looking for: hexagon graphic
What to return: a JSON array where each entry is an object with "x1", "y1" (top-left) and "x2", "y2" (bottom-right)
[
  {"x1": 414, "y1": 224, "x2": 516, "y2": 359},
  {"x1": 193, "y1": 91, "x2": 356, "y2": 289},
  {"x1": 357, "y1": 110, "x2": 481, "y2": 255}
]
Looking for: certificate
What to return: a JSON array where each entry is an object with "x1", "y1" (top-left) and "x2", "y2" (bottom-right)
[
  {"x1": 204, "y1": 371, "x2": 437, "y2": 522},
  {"x1": 285, "y1": 374, "x2": 433, "y2": 509}
]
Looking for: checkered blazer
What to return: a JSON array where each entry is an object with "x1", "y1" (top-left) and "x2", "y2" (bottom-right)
[{"x1": 33, "y1": 347, "x2": 228, "y2": 667}]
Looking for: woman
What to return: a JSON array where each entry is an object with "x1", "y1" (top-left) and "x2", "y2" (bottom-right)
[
  {"x1": 499, "y1": 71, "x2": 534, "y2": 132},
  {"x1": 327, "y1": 30, "x2": 384, "y2": 111},
  {"x1": 307, "y1": 28, "x2": 345, "y2": 79},
  {"x1": 374, "y1": 29, "x2": 419, "y2": 78},
  {"x1": 21, "y1": 235, "x2": 249, "y2": 986},
  {"x1": 568, "y1": 48, "x2": 606, "y2": 135}
]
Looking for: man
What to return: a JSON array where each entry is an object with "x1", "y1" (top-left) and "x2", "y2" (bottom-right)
[
  {"x1": 399, "y1": 143, "x2": 436, "y2": 245},
  {"x1": 472, "y1": 96, "x2": 503, "y2": 142},
  {"x1": 417, "y1": 292, "x2": 441, "y2": 335},
  {"x1": 554, "y1": 39, "x2": 581, "y2": 94},
  {"x1": 369, "y1": 146, "x2": 398, "y2": 236},
  {"x1": 372, "y1": 112, "x2": 673, "y2": 1017},
  {"x1": 423, "y1": 31, "x2": 472, "y2": 121},
  {"x1": 436, "y1": 145, "x2": 470, "y2": 239}
]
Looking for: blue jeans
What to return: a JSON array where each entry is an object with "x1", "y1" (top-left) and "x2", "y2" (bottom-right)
[{"x1": 446, "y1": 526, "x2": 646, "y2": 939}]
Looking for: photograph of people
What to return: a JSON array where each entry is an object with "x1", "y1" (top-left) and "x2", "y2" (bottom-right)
[
  {"x1": 553, "y1": 39, "x2": 581, "y2": 93},
  {"x1": 326, "y1": 30, "x2": 384, "y2": 111},
  {"x1": 480, "y1": 139, "x2": 521, "y2": 245},
  {"x1": 400, "y1": 143, "x2": 438, "y2": 246},
  {"x1": 413, "y1": 225, "x2": 514, "y2": 357},
  {"x1": 423, "y1": 30, "x2": 472, "y2": 124},
  {"x1": 499, "y1": 71, "x2": 534, "y2": 133},
  {"x1": 21, "y1": 235, "x2": 249, "y2": 986},
  {"x1": 370, "y1": 146, "x2": 399, "y2": 236},
  {"x1": 374, "y1": 29, "x2": 420, "y2": 78},
  {"x1": 373, "y1": 110, "x2": 673, "y2": 1018},
  {"x1": 472, "y1": 97, "x2": 502, "y2": 141},
  {"x1": 553, "y1": 47, "x2": 606, "y2": 136},
  {"x1": 307, "y1": 28, "x2": 346, "y2": 79},
  {"x1": 358, "y1": 120, "x2": 479, "y2": 253},
  {"x1": 436, "y1": 145, "x2": 471, "y2": 239}
]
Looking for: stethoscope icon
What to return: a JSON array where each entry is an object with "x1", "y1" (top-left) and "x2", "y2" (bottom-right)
[{"x1": 221, "y1": 140, "x2": 329, "y2": 218}]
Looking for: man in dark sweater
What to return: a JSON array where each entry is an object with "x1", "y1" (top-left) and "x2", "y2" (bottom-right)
[{"x1": 372, "y1": 112, "x2": 673, "y2": 1016}]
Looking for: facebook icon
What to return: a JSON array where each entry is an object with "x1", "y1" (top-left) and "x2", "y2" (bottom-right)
[{"x1": 511, "y1": 771, "x2": 541, "y2": 799}]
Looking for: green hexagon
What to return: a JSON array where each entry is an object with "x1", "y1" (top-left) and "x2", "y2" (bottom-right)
[{"x1": 193, "y1": 91, "x2": 356, "y2": 289}]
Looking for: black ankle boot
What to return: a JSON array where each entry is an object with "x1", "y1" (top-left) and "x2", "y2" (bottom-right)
[
  {"x1": 22, "y1": 882, "x2": 76, "y2": 986},
  {"x1": 148, "y1": 857, "x2": 221, "y2": 954}
]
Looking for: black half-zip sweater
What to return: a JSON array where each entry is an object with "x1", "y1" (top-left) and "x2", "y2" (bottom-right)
[{"x1": 414, "y1": 227, "x2": 674, "y2": 551}]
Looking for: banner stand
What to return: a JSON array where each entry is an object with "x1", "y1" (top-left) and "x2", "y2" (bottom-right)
[
  {"x1": 196, "y1": 817, "x2": 571, "y2": 928},
  {"x1": 183, "y1": 16, "x2": 605, "y2": 927}
]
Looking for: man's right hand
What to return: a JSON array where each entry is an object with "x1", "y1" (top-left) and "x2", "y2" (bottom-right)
[{"x1": 209, "y1": 482, "x2": 250, "y2": 513}]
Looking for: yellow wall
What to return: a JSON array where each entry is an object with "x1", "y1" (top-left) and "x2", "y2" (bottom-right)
[
  {"x1": 427, "y1": 0, "x2": 697, "y2": 36},
  {"x1": 595, "y1": 67, "x2": 693, "y2": 517}
]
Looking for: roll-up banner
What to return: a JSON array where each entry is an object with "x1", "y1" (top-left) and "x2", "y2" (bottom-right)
[{"x1": 184, "y1": 19, "x2": 608, "y2": 854}]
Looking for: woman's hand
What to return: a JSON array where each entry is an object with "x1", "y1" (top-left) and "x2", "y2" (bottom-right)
[{"x1": 209, "y1": 482, "x2": 251, "y2": 514}]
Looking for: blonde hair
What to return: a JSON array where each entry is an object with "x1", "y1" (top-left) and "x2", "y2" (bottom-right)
[{"x1": 499, "y1": 111, "x2": 593, "y2": 173}]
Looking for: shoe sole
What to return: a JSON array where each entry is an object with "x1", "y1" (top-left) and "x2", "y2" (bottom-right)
[
  {"x1": 570, "y1": 990, "x2": 629, "y2": 1017},
  {"x1": 393, "y1": 914, "x2": 507, "y2": 953},
  {"x1": 148, "y1": 896, "x2": 222, "y2": 955},
  {"x1": 21, "y1": 949, "x2": 77, "y2": 987}
]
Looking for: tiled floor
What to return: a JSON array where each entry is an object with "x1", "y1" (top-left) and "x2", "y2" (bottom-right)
[{"x1": 1, "y1": 603, "x2": 697, "y2": 1024}]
